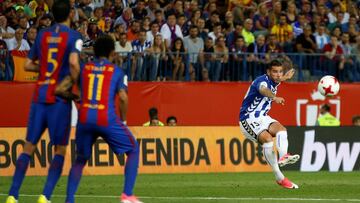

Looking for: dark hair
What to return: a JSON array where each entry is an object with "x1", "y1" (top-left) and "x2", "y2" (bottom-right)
[
  {"x1": 0, "y1": 39, "x2": 8, "y2": 50},
  {"x1": 93, "y1": 34, "x2": 115, "y2": 58},
  {"x1": 330, "y1": 33, "x2": 339, "y2": 38},
  {"x1": 4, "y1": 6, "x2": 15, "y2": 14},
  {"x1": 332, "y1": 3, "x2": 340, "y2": 9},
  {"x1": 178, "y1": 14, "x2": 186, "y2": 19},
  {"x1": 167, "y1": 12, "x2": 177, "y2": 18},
  {"x1": 52, "y1": 0, "x2": 71, "y2": 23},
  {"x1": 150, "y1": 21, "x2": 159, "y2": 27},
  {"x1": 167, "y1": 116, "x2": 177, "y2": 124},
  {"x1": 342, "y1": 32, "x2": 350, "y2": 36},
  {"x1": 280, "y1": 12, "x2": 287, "y2": 18},
  {"x1": 138, "y1": 28, "x2": 147, "y2": 34},
  {"x1": 27, "y1": 25, "x2": 38, "y2": 32},
  {"x1": 216, "y1": 35, "x2": 225, "y2": 43},
  {"x1": 267, "y1": 59, "x2": 283, "y2": 69},
  {"x1": 155, "y1": 9, "x2": 163, "y2": 14},
  {"x1": 298, "y1": 12, "x2": 306, "y2": 17},
  {"x1": 210, "y1": 11, "x2": 219, "y2": 16},
  {"x1": 197, "y1": 17, "x2": 205, "y2": 22},
  {"x1": 119, "y1": 32, "x2": 127, "y2": 37},
  {"x1": 131, "y1": 20, "x2": 140, "y2": 26},
  {"x1": 332, "y1": 26, "x2": 342, "y2": 32},
  {"x1": 149, "y1": 107, "x2": 158, "y2": 119},
  {"x1": 18, "y1": 16, "x2": 27, "y2": 21},
  {"x1": 321, "y1": 104, "x2": 331, "y2": 112},
  {"x1": 191, "y1": 9, "x2": 201, "y2": 19},
  {"x1": 189, "y1": 25, "x2": 198, "y2": 31},
  {"x1": 235, "y1": 35, "x2": 244, "y2": 41},
  {"x1": 171, "y1": 37, "x2": 185, "y2": 52},
  {"x1": 213, "y1": 22, "x2": 222, "y2": 28},
  {"x1": 113, "y1": 23, "x2": 124, "y2": 30},
  {"x1": 352, "y1": 115, "x2": 360, "y2": 124},
  {"x1": 223, "y1": 22, "x2": 232, "y2": 30},
  {"x1": 94, "y1": 7, "x2": 103, "y2": 12}
]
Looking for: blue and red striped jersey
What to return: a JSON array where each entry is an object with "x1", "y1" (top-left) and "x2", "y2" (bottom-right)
[
  {"x1": 78, "y1": 59, "x2": 128, "y2": 126},
  {"x1": 28, "y1": 23, "x2": 82, "y2": 103}
]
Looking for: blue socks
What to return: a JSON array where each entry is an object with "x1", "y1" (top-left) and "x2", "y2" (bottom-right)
[
  {"x1": 9, "y1": 153, "x2": 65, "y2": 200},
  {"x1": 123, "y1": 148, "x2": 140, "y2": 196},
  {"x1": 9, "y1": 153, "x2": 31, "y2": 199},
  {"x1": 42, "y1": 154, "x2": 65, "y2": 199},
  {"x1": 65, "y1": 146, "x2": 139, "y2": 202},
  {"x1": 65, "y1": 156, "x2": 87, "y2": 203}
]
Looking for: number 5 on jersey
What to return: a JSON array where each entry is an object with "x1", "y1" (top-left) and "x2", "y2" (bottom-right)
[{"x1": 46, "y1": 48, "x2": 58, "y2": 77}]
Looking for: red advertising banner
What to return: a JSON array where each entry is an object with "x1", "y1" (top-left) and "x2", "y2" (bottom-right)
[{"x1": 0, "y1": 82, "x2": 359, "y2": 126}]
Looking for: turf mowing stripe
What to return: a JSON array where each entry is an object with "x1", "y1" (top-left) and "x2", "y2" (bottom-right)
[{"x1": 1, "y1": 193, "x2": 360, "y2": 202}]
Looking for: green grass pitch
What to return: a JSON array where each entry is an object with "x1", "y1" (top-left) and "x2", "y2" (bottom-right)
[{"x1": 1, "y1": 172, "x2": 360, "y2": 203}]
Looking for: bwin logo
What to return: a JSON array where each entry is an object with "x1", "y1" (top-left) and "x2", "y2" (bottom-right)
[{"x1": 300, "y1": 130, "x2": 360, "y2": 172}]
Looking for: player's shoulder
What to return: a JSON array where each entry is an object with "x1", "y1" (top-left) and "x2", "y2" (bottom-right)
[
  {"x1": 113, "y1": 64, "x2": 125, "y2": 76},
  {"x1": 253, "y1": 74, "x2": 269, "y2": 84},
  {"x1": 36, "y1": 26, "x2": 50, "y2": 38},
  {"x1": 69, "y1": 28, "x2": 82, "y2": 37},
  {"x1": 53, "y1": 24, "x2": 81, "y2": 39},
  {"x1": 66, "y1": 28, "x2": 82, "y2": 40},
  {"x1": 251, "y1": 74, "x2": 272, "y2": 90}
]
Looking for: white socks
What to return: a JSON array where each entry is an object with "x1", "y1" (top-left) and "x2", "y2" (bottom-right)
[
  {"x1": 276, "y1": 131, "x2": 288, "y2": 158},
  {"x1": 262, "y1": 142, "x2": 284, "y2": 181}
]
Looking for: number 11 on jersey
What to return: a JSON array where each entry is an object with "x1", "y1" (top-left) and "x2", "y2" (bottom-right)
[{"x1": 87, "y1": 73, "x2": 104, "y2": 101}]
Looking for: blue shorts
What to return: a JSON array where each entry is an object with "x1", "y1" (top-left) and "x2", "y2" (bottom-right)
[
  {"x1": 26, "y1": 102, "x2": 72, "y2": 145},
  {"x1": 75, "y1": 120, "x2": 138, "y2": 159}
]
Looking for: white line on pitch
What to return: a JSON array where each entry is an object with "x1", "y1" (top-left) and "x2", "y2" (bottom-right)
[{"x1": 1, "y1": 194, "x2": 360, "y2": 202}]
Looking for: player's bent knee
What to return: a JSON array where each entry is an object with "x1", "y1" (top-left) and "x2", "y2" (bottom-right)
[
  {"x1": 54, "y1": 145, "x2": 67, "y2": 156},
  {"x1": 23, "y1": 141, "x2": 37, "y2": 155},
  {"x1": 132, "y1": 143, "x2": 140, "y2": 153},
  {"x1": 126, "y1": 143, "x2": 140, "y2": 155},
  {"x1": 76, "y1": 154, "x2": 89, "y2": 165},
  {"x1": 258, "y1": 131, "x2": 273, "y2": 144},
  {"x1": 270, "y1": 122, "x2": 287, "y2": 134},
  {"x1": 280, "y1": 126, "x2": 287, "y2": 132}
]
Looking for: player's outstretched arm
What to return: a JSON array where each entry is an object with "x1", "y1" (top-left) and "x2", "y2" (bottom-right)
[
  {"x1": 118, "y1": 89, "x2": 128, "y2": 123},
  {"x1": 280, "y1": 68, "x2": 295, "y2": 81},
  {"x1": 259, "y1": 86, "x2": 285, "y2": 105},
  {"x1": 24, "y1": 58, "x2": 39, "y2": 72}
]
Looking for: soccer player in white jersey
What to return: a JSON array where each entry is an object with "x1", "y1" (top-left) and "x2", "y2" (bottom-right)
[{"x1": 239, "y1": 59, "x2": 300, "y2": 189}]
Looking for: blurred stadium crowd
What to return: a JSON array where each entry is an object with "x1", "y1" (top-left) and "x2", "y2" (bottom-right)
[{"x1": 1, "y1": 0, "x2": 360, "y2": 82}]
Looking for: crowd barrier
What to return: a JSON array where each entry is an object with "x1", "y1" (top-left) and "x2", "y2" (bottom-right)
[
  {"x1": 75, "y1": 52, "x2": 360, "y2": 82},
  {"x1": 3, "y1": 51, "x2": 360, "y2": 82},
  {"x1": 0, "y1": 127, "x2": 359, "y2": 176}
]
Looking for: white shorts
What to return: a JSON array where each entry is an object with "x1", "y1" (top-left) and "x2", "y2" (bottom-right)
[{"x1": 239, "y1": 116, "x2": 278, "y2": 142}]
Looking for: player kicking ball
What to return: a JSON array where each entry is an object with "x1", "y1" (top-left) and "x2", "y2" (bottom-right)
[
  {"x1": 65, "y1": 35, "x2": 142, "y2": 203},
  {"x1": 239, "y1": 59, "x2": 300, "y2": 189}
]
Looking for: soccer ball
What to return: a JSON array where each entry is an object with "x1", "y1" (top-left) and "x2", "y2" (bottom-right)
[{"x1": 317, "y1": 75, "x2": 340, "y2": 96}]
